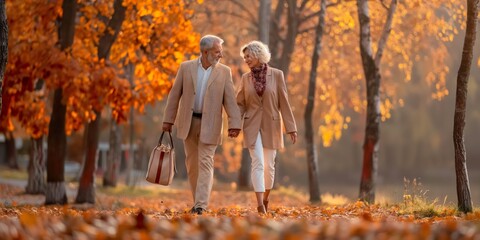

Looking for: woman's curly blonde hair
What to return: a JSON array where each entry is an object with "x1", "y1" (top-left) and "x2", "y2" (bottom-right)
[{"x1": 240, "y1": 40, "x2": 271, "y2": 64}]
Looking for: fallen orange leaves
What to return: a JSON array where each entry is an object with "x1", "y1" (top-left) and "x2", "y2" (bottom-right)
[{"x1": 1, "y1": 183, "x2": 480, "y2": 239}]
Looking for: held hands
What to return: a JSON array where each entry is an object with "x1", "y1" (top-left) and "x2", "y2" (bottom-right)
[
  {"x1": 289, "y1": 132, "x2": 297, "y2": 144},
  {"x1": 162, "y1": 122, "x2": 173, "y2": 132},
  {"x1": 228, "y1": 129, "x2": 241, "y2": 138}
]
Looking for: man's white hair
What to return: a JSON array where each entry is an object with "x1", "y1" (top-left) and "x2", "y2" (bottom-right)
[
  {"x1": 200, "y1": 35, "x2": 224, "y2": 52},
  {"x1": 240, "y1": 41, "x2": 271, "y2": 64}
]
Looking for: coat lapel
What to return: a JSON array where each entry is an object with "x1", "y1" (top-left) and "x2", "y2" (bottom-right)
[
  {"x1": 190, "y1": 59, "x2": 199, "y2": 93},
  {"x1": 206, "y1": 64, "x2": 220, "y2": 89},
  {"x1": 246, "y1": 72, "x2": 262, "y2": 103},
  {"x1": 266, "y1": 67, "x2": 273, "y2": 91}
]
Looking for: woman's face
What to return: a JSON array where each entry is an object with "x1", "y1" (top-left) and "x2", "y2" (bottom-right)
[{"x1": 243, "y1": 49, "x2": 261, "y2": 68}]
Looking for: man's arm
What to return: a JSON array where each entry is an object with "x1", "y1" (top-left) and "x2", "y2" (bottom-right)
[
  {"x1": 223, "y1": 68, "x2": 242, "y2": 136},
  {"x1": 162, "y1": 63, "x2": 185, "y2": 131}
]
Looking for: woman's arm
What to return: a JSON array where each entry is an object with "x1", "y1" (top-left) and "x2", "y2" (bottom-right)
[
  {"x1": 236, "y1": 74, "x2": 247, "y2": 117},
  {"x1": 277, "y1": 70, "x2": 297, "y2": 135}
]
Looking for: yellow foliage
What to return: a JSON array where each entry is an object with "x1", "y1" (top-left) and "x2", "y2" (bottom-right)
[
  {"x1": 380, "y1": 99, "x2": 393, "y2": 121},
  {"x1": 318, "y1": 105, "x2": 345, "y2": 147}
]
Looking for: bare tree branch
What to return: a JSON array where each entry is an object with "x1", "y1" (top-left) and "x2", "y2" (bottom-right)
[
  {"x1": 327, "y1": 1, "x2": 344, "y2": 7},
  {"x1": 226, "y1": 0, "x2": 258, "y2": 23},
  {"x1": 300, "y1": 0, "x2": 309, "y2": 11},
  {"x1": 379, "y1": 0, "x2": 389, "y2": 10},
  {"x1": 298, "y1": 25, "x2": 316, "y2": 34},
  {"x1": 214, "y1": 10, "x2": 258, "y2": 26},
  {"x1": 300, "y1": 10, "x2": 321, "y2": 24},
  {"x1": 299, "y1": 1, "x2": 342, "y2": 31},
  {"x1": 375, "y1": 0, "x2": 398, "y2": 65}
]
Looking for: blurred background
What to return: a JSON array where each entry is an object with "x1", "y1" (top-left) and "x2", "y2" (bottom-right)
[{"x1": 1, "y1": 0, "x2": 479, "y2": 205}]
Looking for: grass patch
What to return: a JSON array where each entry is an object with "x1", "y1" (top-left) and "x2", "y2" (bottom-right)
[
  {"x1": 97, "y1": 184, "x2": 180, "y2": 198},
  {"x1": 397, "y1": 178, "x2": 457, "y2": 218},
  {"x1": 320, "y1": 192, "x2": 350, "y2": 205},
  {"x1": 276, "y1": 185, "x2": 309, "y2": 202},
  {"x1": 0, "y1": 167, "x2": 28, "y2": 180}
]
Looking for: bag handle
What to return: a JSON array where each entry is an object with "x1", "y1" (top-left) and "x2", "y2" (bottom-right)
[
  {"x1": 156, "y1": 131, "x2": 177, "y2": 173},
  {"x1": 157, "y1": 131, "x2": 174, "y2": 149}
]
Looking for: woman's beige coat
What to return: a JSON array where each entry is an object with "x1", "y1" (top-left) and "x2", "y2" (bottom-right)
[{"x1": 237, "y1": 67, "x2": 297, "y2": 149}]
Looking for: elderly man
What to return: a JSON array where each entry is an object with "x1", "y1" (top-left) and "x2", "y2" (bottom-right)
[{"x1": 162, "y1": 35, "x2": 241, "y2": 215}]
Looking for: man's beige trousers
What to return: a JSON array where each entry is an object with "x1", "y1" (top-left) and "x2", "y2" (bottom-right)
[{"x1": 184, "y1": 117, "x2": 217, "y2": 210}]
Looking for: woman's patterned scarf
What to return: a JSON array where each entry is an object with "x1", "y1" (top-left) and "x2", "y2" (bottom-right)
[{"x1": 251, "y1": 64, "x2": 268, "y2": 96}]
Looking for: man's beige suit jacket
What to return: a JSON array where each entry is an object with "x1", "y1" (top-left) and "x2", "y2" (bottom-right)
[{"x1": 163, "y1": 59, "x2": 241, "y2": 145}]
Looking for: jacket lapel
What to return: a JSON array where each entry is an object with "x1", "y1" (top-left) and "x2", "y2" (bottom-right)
[
  {"x1": 190, "y1": 59, "x2": 199, "y2": 93},
  {"x1": 246, "y1": 72, "x2": 262, "y2": 103},
  {"x1": 266, "y1": 67, "x2": 273, "y2": 91},
  {"x1": 206, "y1": 65, "x2": 219, "y2": 89}
]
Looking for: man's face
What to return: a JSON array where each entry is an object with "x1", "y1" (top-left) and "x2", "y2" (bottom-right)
[{"x1": 206, "y1": 42, "x2": 223, "y2": 65}]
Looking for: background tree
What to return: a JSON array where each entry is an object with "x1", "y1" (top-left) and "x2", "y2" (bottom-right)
[
  {"x1": 304, "y1": 0, "x2": 326, "y2": 203},
  {"x1": 26, "y1": 81, "x2": 47, "y2": 194},
  {"x1": 452, "y1": 0, "x2": 478, "y2": 213},
  {"x1": 0, "y1": 0, "x2": 6, "y2": 114},
  {"x1": 3, "y1": 0, "x2": 79, "y2": 195},
  {"x1": 259, "y1": 0, "x2": 271, "y2": 43},
  {"x1": 75, "y1": 0, "x2": 126, "y2": 204},
  {"x1": 46, "y1": 0, "x2": 77, "y2": 205},
  {"x1": 356, "y1": 0, "x2": 397, "y2": 203},
  {"x1": 0, "y1": 0, "x2": 16, "y2": 168},
  {"x1": 72, "y1": 0, "x2": 199, "y2": 196}
]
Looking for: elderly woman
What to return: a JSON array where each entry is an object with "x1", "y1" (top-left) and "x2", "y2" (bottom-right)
[{"x1": 237, "y1": 41, "x2": 297, "y2": 214}]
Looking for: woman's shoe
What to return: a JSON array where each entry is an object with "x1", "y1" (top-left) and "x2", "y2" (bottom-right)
[
  {"x1": 257, "y1": 205, "x2": 267, "y2": 214},
  {"x1": 263, "y1": 200, "x2": 269, "y2": 212}
]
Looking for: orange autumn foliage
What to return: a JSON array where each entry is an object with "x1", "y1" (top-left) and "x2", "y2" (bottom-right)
[
  {"x1": 2, "y1": 0, "x2": 199, "y2": 137},
  {"x1": 2, "y1": 0, "x2": 76, "y2": 138}
]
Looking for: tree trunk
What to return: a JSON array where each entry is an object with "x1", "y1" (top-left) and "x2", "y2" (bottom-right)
[
  {"x1": 268, "y1": 0, "x2": 284, "y2": 68},
  {"x1": 452, "y1": 0, "x2": 478, "y2": 214},
  {"x1": 238, "y1": 148, "x2": 251, "y2": 190},
  {"x1": 357, "y1": 0, "x2": 380, "y2": 204},
  {"x1": 76, "y1": 0, "x2": 126, "y2": 201},
  {"x1": 268, "y1": 0, "x2": 298, "y2": 77},
  {"x1": 356, "y1": 0, "x2": 397, "y2": 204},
  {"x1": 125, "y1": 63, "x2": 136, "y2": 186},
  {"x1": 26, "y1": 137, "x2": 46, "y2": 194},
  {"x1": 0, "y1": 0, "x2": 7, "y2": 112},
  {"x1": 75, "y1": 110, "x2": 101, "y2": 204},
  {"x1": 45, "y1": 0, "x2": 76, "y2": 205},
  {"x1": 46, "y1": 89, "x2": 68, "y2": 205},
  {"x1": 234, "y1": 61, "x2": 250, "y2": 190},
  {"x1": 125, "y1": 106, "x2": 137, "y2": 185},
  {"x1": 304, "y1": 0, "x2": 326, "y2": 203},
  {"x1": 97, "y1": 0, "x2": 126, "y2": 60},
  {"x1": 103, "y1": 118, "x2": 122, "y2": 187},
  {"x1": 259, "y1": 0, "x2": 271, "y2": 44},
  {"x1": 275, "y1": 0, "x2": 298, "y2": 77},
  {"x1": 5, "y1": 131, "x2": 18, "y2": 169}
]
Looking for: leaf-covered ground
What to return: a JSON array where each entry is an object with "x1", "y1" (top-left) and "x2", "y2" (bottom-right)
[{"x1": 1, "y1": 182, "x2": 480, "y2": 239}]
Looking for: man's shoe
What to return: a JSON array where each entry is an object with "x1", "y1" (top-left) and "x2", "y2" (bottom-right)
[
  {"x1": 189, "y1": 207, "x2": 197, "y2": 214},
  {"x1": 195, "y1": 208, "x2": 204, "y2": 215}
]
